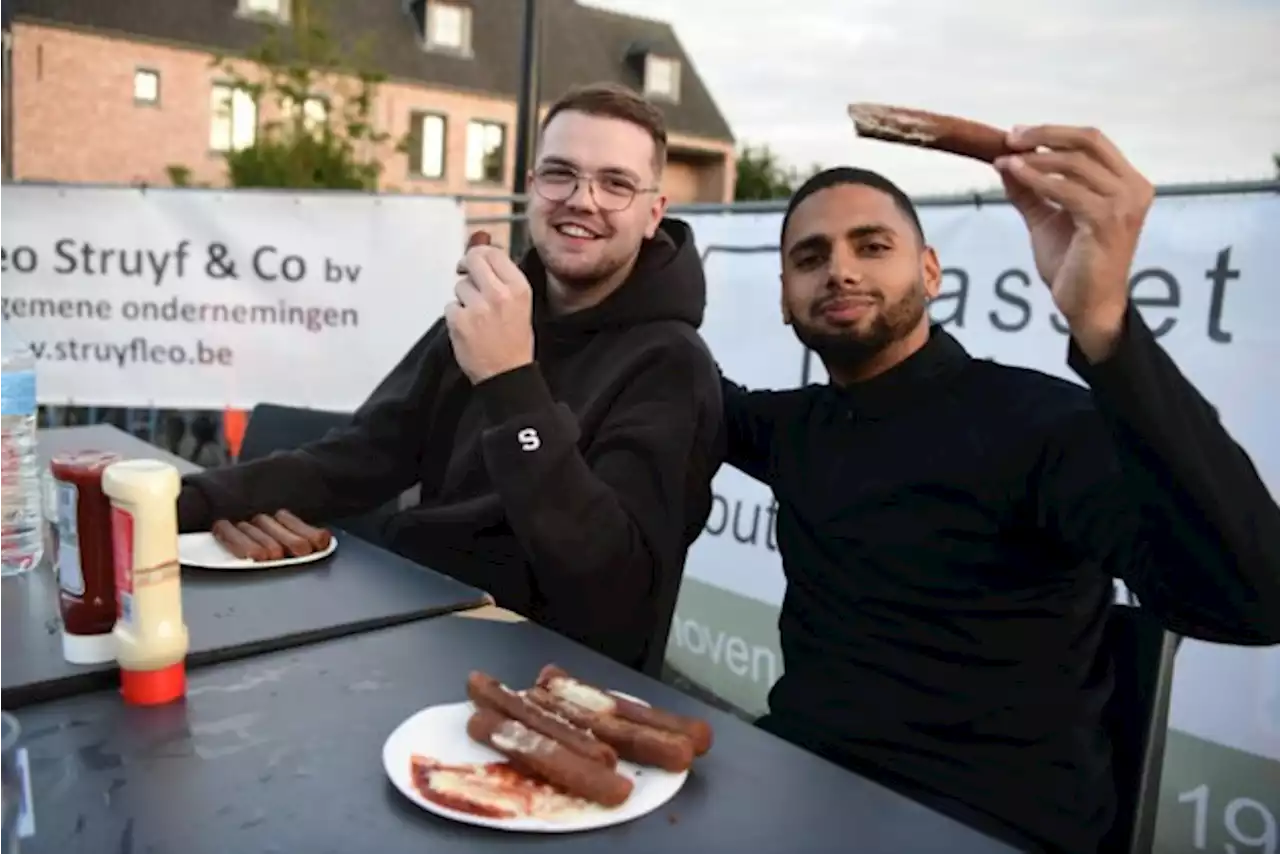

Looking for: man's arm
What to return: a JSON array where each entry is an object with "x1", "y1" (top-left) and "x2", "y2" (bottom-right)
[
  {"x1": 1036, "y1": 309, "x2": 1280, "y2": 644},
  {"x1": 469, "y1": 346, "x2": 721, "y2": 657},
  {"x1": 177, "y1": 320, "x2": 451, "y2": 531},
  {"x1": 720, "y1": 372, "x2": 786, "y2": 484}
]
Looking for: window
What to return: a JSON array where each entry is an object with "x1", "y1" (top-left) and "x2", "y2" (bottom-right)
[
  {"x1": 425, "y1": 2, "x2": 472, "y2": 53},
  {"x1": 210, "y1": 84, "x2": 258, "y2": 152},
  {"x1": 239, "y1": 0, "x2": 289, "y2": 19},
  {"x1": 408, "y1": 112, "x2": 447, "y2": 179},
  {"x1": 465, "y1": 120, "x2": 505, "y2": 184},
  {"x1": 282, "y1": 95, "x2": 329, "y2": 132},
  {"x1": 133, "y1": 68, "x2": 160, "y2": 105},
  {"x1": 644, "y1": 54, "x2": 681, "y2": 102}
]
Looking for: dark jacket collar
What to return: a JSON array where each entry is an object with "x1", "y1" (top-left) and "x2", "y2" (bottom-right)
[{"x1": 826, "y1": 325, "x2": 971, "y2": 419}]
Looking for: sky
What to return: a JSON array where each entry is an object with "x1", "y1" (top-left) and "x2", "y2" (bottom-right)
[{"x1": 584, "y1": 0, "x2": 1280, "y2": 196}]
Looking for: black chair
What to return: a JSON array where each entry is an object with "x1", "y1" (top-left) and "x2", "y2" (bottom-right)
[
  {"x1": 238, "y1": 403, "x2": 402, "y2": 541},
  {"x1": 1100, "y1": 603, "x2": 1181, "y2": 854}
]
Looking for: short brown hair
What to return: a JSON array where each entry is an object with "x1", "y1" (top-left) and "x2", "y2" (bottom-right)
[{"x1": 540, "y1": 82, "x2": 668, "y2": 174}]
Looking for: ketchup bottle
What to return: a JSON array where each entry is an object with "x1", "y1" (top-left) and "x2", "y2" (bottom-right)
[{"x1": 50, "y1": 450, "x2": 124, "y2": 664}]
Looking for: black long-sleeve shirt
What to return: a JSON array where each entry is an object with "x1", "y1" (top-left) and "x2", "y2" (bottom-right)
[
  {"x1": 179, "y1": 220, "x2": 724, "y2": 672},
  {"x1": 723, "y1": 309, "x2": 1280, "y2": 853}
]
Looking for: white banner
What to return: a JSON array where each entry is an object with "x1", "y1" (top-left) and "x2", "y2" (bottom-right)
[
  {"x1": 1, "y1": 185, "x2": 466, "y2": 411},
  {"x1": 676, "y1": 191, "x2": 1280, "y2": 849}
]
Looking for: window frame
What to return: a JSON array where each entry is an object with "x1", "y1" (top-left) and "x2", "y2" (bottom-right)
[
  {"x1": 464, "y1": 118, "x2": 507, "y2": 185},
  {"x1": 407, "y1": 110, "x2": 449, "y2": 180},
  {"x1": 644, "y1": 54, "x2": 682, "y2": 102},
  {"x1": 209, "y1": 82, "x2": 260, "y2": 153},
  {"x1": 237, "y1": 0, "x2": 291, "y2": 22},
  {"x1": 424, "y1": 2, "x2": 473, "y2": 56},
  {"x1": 133, "y1": 67, "x2": 161, "y2": 107}
]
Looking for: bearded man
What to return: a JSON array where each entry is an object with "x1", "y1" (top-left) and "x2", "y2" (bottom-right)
[{"x1": 721, "y1": 133, "x2": 1280, "y2": 853}]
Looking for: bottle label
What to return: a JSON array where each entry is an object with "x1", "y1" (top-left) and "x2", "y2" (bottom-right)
[
  {"x1": 55, "y1": 481, "x2": 85, "y2": 597},
  {"x1": 111, "y1": 506, "x2": 135, "y2": 627},
  {"x1": 0, "y1": 368, "x2": 37, "y2": 416}
]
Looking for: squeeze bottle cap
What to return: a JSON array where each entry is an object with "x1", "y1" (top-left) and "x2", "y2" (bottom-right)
[{"x1": 120, "y1": 661, "x2": 186, "y2": 706}]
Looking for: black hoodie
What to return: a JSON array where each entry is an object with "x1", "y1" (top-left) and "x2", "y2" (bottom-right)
[{"x1": 178, "y1": 219, "x2": 724, "y2": 671}]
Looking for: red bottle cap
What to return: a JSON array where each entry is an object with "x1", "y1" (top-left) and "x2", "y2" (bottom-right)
[{"x1": 119, "y1": 661, "x2": 186, "y2": 706}]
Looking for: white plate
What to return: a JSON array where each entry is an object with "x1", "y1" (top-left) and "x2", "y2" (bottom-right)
[
  {"x1": 178, "y1": 531, "x2": 337, "y2": 570},
  {"x1": 383, "y1": 697, "x2": 687, "y2": 833}
]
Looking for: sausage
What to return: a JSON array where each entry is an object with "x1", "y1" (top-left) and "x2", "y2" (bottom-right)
[
  {"x1": 273, "y1": 509, "x2": 331, "y2": 551},
  {"x1": 467, "y1": 672, "x2": 618, "y2": 768},
  {"x1": 526, "y1": 688, "x2": 694, "y2": 773},
  {"x1": 468, "y1": 230, "x2": 492, "y2": 248},
  {"x1": 252, "y1": 514, "x2": 314, "y2": 558},
  {"x1": 536, "y1": 665, "x2": 713, "y2": 757},
  {"x1": 212, "y1": 519, "x2": 267, "y2": 561},
  {"x1": 465, "y1": 708, "x2": 634, "y2": 807},
  {"x1": 235, "y1": 520, "x2": 285, "y2": 561},
  {"x1": 847, "y1": 103, "x2": 1012, "y2": 165}
]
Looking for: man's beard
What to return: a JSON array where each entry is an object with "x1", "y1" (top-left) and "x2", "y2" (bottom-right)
[
  {"x1": 544, "y1": 253, "x2": 630, "y2": 291},
  {"x1": 791, "y1": 277, "x2": 929, "y2": 377},
  {"x1": 536, "y1": 234, "x2": 637, "y2": 292}
]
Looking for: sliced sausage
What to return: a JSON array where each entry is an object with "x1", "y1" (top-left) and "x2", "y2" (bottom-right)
[
  {"x1": 273, "y1": 509, "x2": 332, "y2": 551},
  {"x1": 252, "y1": 514, "x2": 313, "y2": 558},
  {"x1": 212, "y1": 519, "x2": 267, "y2": 561}
]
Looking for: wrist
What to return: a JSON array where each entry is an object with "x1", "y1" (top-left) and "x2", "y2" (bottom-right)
[
  {"x1": 1066, "y1": 301, "x2": 1128, "y2": 364},
  {"x1": 470, "y1": 356, "x2": 534, "y2": 385},
  {"x1": 475, "y1": 362, "x2": 554, "y2": 423}
]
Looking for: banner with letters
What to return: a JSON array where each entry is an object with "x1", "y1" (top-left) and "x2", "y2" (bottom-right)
[
  {"x1": 1, "y1": 185, "x2": 466, "y2": 411},
  {"x1": 673, "y1": 191, "x2": 1280, "y2": 854}
]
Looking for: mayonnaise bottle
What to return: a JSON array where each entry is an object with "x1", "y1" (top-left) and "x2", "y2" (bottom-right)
[{"x1": 102, "y1": 459, "x2": 188, "y2": 706}]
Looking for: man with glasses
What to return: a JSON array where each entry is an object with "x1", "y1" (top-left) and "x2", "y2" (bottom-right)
[{"x1": 178, "y1": 83, "x2": 724, "y2": 673}]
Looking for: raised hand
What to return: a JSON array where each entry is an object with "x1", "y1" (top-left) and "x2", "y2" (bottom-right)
[
  {"x1": 996, "y1": 125, "x2": 1155, "y2": 362},
  {"x1": 446, "y1": 234, "x2": 535, "y2": 384}
]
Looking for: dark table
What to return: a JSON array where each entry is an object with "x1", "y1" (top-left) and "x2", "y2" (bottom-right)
[
  {"x1": 2, "y1": 425, "x2": 490, "y2": 708},
  {"x1": 13, "y1": 616, "x2": 1015, "y2": 854}
]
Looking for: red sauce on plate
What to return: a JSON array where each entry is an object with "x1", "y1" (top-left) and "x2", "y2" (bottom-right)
[{"x1": 409, "y1": 755, "x2": 595, "y2": 820}]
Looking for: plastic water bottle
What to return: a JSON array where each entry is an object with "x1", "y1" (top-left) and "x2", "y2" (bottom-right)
[{"x1": 2, "y1": 329, "x2": 44, "y2": 577}]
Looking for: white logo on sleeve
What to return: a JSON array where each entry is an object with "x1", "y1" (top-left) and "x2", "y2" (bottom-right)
[{"x1": 517, "y1": 427, "x2": 541, "y2": 452}]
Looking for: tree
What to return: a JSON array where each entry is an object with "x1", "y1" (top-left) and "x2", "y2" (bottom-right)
[
  {"x1": 169, "y1": 0, "x2": 389, "y2": 190},
  {"x1": 734, "y1": 144, "x2": 796, "y2": 201},
  {"x1": 734, "y1": 144, "x2": 824, "y2": 201},
  {"x1": 1274, "y1": 152, "x2": 1279, "y2": 178}
]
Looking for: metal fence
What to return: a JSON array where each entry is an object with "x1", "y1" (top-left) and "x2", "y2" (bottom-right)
[{"x1": 25, "y1": 177, "x2": 1279, "y2": 464}]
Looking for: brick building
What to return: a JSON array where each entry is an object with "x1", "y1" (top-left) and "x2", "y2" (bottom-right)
[{"x1": 2, "y1": 0, "x2": 736, "y2": 219}]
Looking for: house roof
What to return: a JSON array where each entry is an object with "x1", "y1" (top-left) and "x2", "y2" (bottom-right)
[{"x1": 12, "y1": 0, "x2": 734, "y2": 142}]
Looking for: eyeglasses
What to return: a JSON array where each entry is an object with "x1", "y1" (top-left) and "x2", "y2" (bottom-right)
[{"x1": 531, "y1": 165, "x2": 659, "y2": 212}]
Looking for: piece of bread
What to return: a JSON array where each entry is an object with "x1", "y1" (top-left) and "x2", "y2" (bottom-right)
[{"x1": 848, "y1": 103, "x2": 1012, "y2": 164}]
